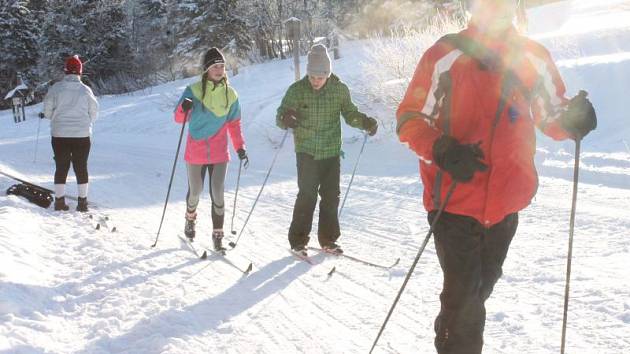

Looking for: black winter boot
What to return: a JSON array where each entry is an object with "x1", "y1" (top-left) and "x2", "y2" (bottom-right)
[
  {"x1": 76, "y1": 197, "x2": 89, "y2": 212},
  {"x1": 184, "y1": 211, "x2": 196, "y2": 241},
  {"x1": 212, "y1": 230, "x2": 225, "y2": 252},
  {"x1": 54, "y1": 197, "x2": 69, "y2": 211}
]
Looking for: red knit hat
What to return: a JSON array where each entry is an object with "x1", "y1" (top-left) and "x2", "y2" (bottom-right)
[{"x1": 64, "y1": 55, "x2": 83, "y2": 75}]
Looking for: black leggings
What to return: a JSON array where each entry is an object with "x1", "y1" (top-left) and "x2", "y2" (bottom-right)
[{"x1": 51, "y1": 137, "x2": 91, "y2": 185}]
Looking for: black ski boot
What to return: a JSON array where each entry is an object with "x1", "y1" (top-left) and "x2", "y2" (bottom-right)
[
  {"x1": 184, "y1": 211, "x2": 196, "y2": 241},
  {"x1": 76, "y1": 197, "x2": 89, "y2": 212},
  {"x1": 212, "y1": 230, "x2": 226, "y2": 252},
  {"x1": 54, "y1": 197, "x2": 69, "y2": 211}
]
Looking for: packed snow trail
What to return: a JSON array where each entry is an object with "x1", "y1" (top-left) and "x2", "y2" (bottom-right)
[{"x1": 1, "y1": 1, "x2": 630, "y2": 353}]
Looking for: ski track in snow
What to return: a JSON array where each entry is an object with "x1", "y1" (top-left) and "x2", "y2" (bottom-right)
[{"x1": 2, "y1": 1, "x2": 630, "y2": 353}]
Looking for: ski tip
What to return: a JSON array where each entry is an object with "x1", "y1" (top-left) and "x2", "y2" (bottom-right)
[
  {"x1": 95, "y1": 223, "x2": 101, "y2": 230},
  {"x1": 327, "y1": 266, "x2": 336, "y2": 276},
  {"x1": 245, "y1": 263, "x2": 253, "y2": 274},
  {"x1": 200, "y1": 251, "x2": 208, "y2": 260},
  {"x1": 392, "y1": 258, "x2": 401, "y2": 268}
]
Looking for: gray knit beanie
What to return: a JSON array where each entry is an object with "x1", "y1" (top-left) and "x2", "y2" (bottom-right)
[{"x1": 306, "y1": 44, "x2": 332, "y2": 77}]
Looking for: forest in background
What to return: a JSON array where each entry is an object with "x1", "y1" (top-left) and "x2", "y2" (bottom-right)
[{"x1": 0, "y1": 0, "x2": 561, "y2": 108}]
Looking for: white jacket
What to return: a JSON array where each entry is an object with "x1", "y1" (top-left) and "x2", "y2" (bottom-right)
[{"x1": 43, "y1": 75, "x2": 99, "y2": 138}]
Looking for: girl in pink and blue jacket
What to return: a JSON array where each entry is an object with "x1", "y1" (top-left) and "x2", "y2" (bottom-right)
[{"x1": 174, "y1": 48, "x2": 247, "y2": 251}]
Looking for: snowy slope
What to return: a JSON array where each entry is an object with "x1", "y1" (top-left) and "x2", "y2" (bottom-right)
[{"x1": 1, "y1": 1, "x2": 629, "y2": 353}]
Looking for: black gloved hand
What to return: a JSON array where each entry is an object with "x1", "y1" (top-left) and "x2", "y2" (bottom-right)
[
  {"x1": 181, "y1": 98, "x2": 193, "y2": 113},
  {"x1": 237, "y1": 148, "x2": 249, "y2": 168},
  {"x1": 432, "y1": 135, "x2": 488, "y2": 183},
  {"x1": 237, "y1": 148, "x2": 247, "y2": 160},
  {"x1": 281, "y1": 109, "x2": 299, "y2": 129},
  {"x1": 560, "y1": 90, "x2": 597, "y2": 140},
  {"x1": 38, "y1": 112, "x2": 45, "y2": 119},
  {"x1": 363, "y1": 116, "x2": 378, "y2": 136}
]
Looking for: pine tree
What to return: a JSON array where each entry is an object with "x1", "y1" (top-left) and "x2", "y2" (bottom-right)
[
  {"x1": 131, "y1": 0, "x2": 169, "y2": 76},
  {"x1": 166, "y1": 0, "x2": 202, "y2": 69},
  {"x1": 164, "y1": 0, "x2": 251, "y2": 77},
  {"x1": 0, "y1": 0, "x2": 40, "y2": 99},
  {"x1": 38, "y1": 0, "x2": 85, "y2": 84},
  {"x1": 201, "y1": 0, "x2": 251, "y2": 54},
  {"x1": 82, "y1": 1, "x2": 134, "y2": 81},
  {"x1": 39, "y1": 0, "x2": 134, "y2": 93}
]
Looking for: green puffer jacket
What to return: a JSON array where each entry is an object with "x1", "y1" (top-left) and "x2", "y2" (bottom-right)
[{"x1": 276, "y1": 74, "x2": 368, "y2": 160}]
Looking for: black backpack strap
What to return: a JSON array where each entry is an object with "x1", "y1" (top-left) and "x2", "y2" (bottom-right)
[
  {"x1": 439, "y1": 34, "x2": 501, "y2": 71},
  {"x1": 438, "y1": 33, "x2": 532, "y2": 102}
]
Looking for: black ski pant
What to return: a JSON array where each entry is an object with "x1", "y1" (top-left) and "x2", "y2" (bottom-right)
[
  {"x1": 51, "y1": 137, "x2": 91, "y2": 185},
  {"x1": 288, "y1": 153, "x2": 340, "y2": 249},
  {"x1": 429, "y1": 211, "x2": 518, "y2": 354}
]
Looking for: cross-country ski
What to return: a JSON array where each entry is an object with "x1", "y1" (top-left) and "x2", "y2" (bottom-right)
[
  {"x1": 309, "y1": 247, "x2": 400, "y2": 270},
  {"x1": 200, "y1": 248, "x2": 254, "y2": 275}
]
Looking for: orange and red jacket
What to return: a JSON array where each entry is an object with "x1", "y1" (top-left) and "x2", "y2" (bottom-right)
[{"x1": 397, "y1": 25, "x2": 571, "y2": 227}]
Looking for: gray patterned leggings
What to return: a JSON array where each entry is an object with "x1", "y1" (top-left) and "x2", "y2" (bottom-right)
[{"x1": 186, "y1": 163, "x2": 227, "y2": 229}]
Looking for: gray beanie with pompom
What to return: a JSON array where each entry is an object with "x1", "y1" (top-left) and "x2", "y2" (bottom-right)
[{"x1": 306, "y1": 44, "x2": 331, "y2": 77}]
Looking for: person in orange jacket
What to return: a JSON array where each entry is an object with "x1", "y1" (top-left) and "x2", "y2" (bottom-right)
[{"x1": 396, "y1": 1, "x2": 596, "y2": 353}]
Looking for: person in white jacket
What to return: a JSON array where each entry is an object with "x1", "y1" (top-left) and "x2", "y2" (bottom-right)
[{"x1": 42, "y1": 55, "x2": 99, "y2": 212}]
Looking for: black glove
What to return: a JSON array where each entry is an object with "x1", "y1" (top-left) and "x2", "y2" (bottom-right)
[
  {"x1": 432, "y1": 135, "x2": 488, "y2": 183},
  {"x1": 38, "y1": 112, "x2": 45, "y2": 119},
  {"x1": 237, "y1": 148, "x2": 249, "y2": 168},
  {"x1": 181, "y1": 98, "x2": 193, "y2": 112},
  {"x1": 560, "y1": 90, "x2": 597, "y2": 140},
  {"x1": 281, "y1": 109, "x2": 299, "y2": 129},
  {"x1": 237, "y1": 148, "x2": 247, "y2": 160},
  {"x1": 363, "y1": 116, "x2": 378, "y2": 136}
]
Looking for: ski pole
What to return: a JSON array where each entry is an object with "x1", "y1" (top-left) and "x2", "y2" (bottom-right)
[
  {"x1": 0, "y1": 170, "x2": 54, "y2": 194},
  {"x1": 369, "y1": 182, "x2": 457, "y2": 354},
  {"x1": 33, "y1": 113, "x2": 43, "y2": 163},
  {"x1": 338, "y1": 132, "x2": 368, "y2": 218},
  {"x1": 151, "y1": 100, "x2": 191, "y2": 248},
  {"x1": 560, "y1": 138, "x2": 581, "y2": 354},
  {"x1": 229, "y1": 159, "x2": 243, "y2": 235},
  {"x1": 228, "y1": 130, "x2": 289, "y2": 249}
]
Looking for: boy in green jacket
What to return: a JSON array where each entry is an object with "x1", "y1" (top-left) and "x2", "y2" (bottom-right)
[{"x1": 277, "y1": 44, "x2": 378, "y2": 256}]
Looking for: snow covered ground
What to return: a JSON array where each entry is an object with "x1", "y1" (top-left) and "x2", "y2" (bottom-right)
[{"x1": 1, "y1": 0, "x2": 629, "y2": 353}]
